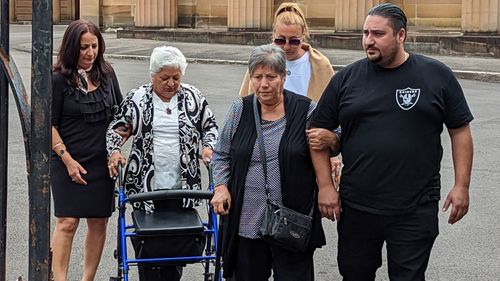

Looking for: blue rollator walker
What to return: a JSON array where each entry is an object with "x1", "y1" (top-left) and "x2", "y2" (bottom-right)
[{"x1": 110, "y1": 163, "x2": 223, "y2": 281}]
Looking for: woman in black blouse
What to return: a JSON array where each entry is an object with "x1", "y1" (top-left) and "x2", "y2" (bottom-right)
[{"x1": 50, "y1": 19, "x2": 124, "y2": 281}]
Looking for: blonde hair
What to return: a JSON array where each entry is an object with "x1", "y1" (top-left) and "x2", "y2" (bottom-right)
[{"x1": 273, "y1": 2, "x2": 310, "y2": 41}]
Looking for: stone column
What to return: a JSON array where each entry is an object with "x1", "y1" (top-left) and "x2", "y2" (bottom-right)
[
  {"x1": 102, "y1": 0, "x2": 134, "y2": 27},
  {"x1": 53, "y1": 0, "x2": 61, "y2": 24},
  {"x1": 462, "y1": 0, "x2": 499, "y2": 33},
  {"x1": 178, "y1": 0, "x2": 196, "y2": 27},
  {"x1": 9, "y1": 0, "x2": 15, "y2": 23},
  {"x1": 335, "y1": 0, "x2": 383, "y2": 32},
  {"x1": 135, "y1": 0, "x2": 177, "y2": 27},
  {"x1": 227, "y1": 0, "x2": 272, "y2": 31},
  {"x1": 80, "y1": 0, "x2": 101, "y2": 26}
]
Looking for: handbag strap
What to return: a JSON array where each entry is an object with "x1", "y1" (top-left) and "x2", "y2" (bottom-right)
[
  {"x1": 253, "y1": 95, "x2": 270, "y2": 199},
  {"x1": 253, "y1": 95, "x2": 315, "y2": 217}
]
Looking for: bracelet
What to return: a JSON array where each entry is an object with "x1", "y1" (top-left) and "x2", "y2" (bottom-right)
[
  {"x1": 333, "y1": 130, "x2": 341, "y2": 141},
  {"x1": 52, "y1": 142, "x2": 64, "y2": 150}
]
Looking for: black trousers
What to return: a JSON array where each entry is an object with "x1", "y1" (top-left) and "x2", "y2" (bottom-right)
[
  {"x1": 231, "y1": 236, "x2": 315, "y2": 281},
  {"x1": 337, "y1": 202, "x2": 439, "y2": 281}
]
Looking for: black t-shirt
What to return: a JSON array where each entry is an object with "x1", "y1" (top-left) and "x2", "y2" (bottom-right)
[{"x1": 311, "y1": 54, "x2": 473, "y2": 214}]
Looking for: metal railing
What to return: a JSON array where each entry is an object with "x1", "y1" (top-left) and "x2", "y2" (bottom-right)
[{"x1": 0, "y1": 0, "x2": 52, "y2": 280}]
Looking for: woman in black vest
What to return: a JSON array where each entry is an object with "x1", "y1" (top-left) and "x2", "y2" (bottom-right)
[{"x1": 211, "y1": 44, "x2": 325, "y2": 281}]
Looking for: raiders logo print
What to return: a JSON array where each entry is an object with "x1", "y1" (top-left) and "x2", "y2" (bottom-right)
[{"x1": 396, "y1": 87, "x2": 420, "y2": 110}]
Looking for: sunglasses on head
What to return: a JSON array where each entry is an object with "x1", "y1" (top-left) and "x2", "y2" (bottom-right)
[{"x1": 273, "y1": 37, "x2": 301, "y2": 46}]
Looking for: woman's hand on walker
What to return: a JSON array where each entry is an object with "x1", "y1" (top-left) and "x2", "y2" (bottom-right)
[
  {"x1": 202, "y1": 147, "x2": 213, "y2": 166},
  {"x1": 212, "y1": 185, "x2": 231, "y2": 215},
  {"x1": 108, "y1": 151, "x2": 127, "y2": 178}
]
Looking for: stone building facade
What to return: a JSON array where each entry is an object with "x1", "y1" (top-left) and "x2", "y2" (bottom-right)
[{"x1": 6, "y1": 0, "x2": 500, "y2": 33}]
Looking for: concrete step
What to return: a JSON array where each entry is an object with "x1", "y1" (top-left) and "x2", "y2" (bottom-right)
[{"x1": 117, "y1": 28, "x2": 500, "y2": 58}]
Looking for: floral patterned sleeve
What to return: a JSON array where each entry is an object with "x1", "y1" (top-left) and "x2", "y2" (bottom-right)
[
  {"x1": 212, "y1": 98, "x2": 243, "y2": 187},
  {"x1": 106, "y1": 89, "x2": 138, "y2": 156}
]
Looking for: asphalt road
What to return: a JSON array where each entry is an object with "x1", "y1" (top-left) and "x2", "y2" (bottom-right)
[{"x1": 3, "y1": 50, "x2": 500, "y2": 280}]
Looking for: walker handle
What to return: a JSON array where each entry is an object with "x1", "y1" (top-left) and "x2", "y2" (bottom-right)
[{"x1": 117, "y1": 162, "x2": 124, "y2": 187}]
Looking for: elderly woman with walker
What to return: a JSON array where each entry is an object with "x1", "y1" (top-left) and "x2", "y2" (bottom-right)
[{"x1": 106, "y1": 46, "x2": 218, "y2": 281}]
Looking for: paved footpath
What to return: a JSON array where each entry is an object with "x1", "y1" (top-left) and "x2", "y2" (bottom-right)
[{"x1": 3, "y1": 24, "x2": 500, "y2": 280}]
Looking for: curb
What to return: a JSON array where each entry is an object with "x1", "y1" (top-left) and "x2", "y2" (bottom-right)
[
  {"x1": 105, "y1": 54, "x2": 248, "y2": 65},
  {"x1": 10, "y1": 46, "x2": 500, "y2": 83},
  {"x1": 453, "y1": 70, "x2": 500, "y2": 83},
  {"x1": 117, "y1": 29, "x2": 500, "y2": 58},
  {"x1": 104, "y1": 54, "x2": 500, "y2": 83}
]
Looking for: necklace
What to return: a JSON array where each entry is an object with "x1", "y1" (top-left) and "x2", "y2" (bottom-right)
[
  {"x1": 154, "y1": 93, "x2": 177, "y2": 115},
  {"x1": 286, "y1": 52, "x2": 309, "y2": 77},
  {"x1": 163, "y1": 100, "x2": 173, "y2": 115}
]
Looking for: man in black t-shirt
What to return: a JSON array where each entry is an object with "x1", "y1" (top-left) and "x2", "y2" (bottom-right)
[{"x1": 310, "y1": 3, "x2": 474, "y2": 281}]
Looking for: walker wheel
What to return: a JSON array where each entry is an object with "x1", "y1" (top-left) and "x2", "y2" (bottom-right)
[{"x1": 204, "y1": 273, "x2": 214, "y2": 281}]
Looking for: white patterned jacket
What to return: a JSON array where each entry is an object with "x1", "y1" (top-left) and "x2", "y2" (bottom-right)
[{"x1": 106, "y1": 83, "x2": 218, "y2": 211}]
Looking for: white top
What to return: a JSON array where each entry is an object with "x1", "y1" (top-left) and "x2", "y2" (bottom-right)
[
  {"x1": 152, "y1": 93, "x2": 182, "y2": 190},
  {"x1": 284, "y1": 52, "x2": 311, "y2": 97}
]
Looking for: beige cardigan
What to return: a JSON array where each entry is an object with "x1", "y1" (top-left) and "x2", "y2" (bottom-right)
[{"x1": 238, "y1": 43, "x2": 334, "y2": 102}]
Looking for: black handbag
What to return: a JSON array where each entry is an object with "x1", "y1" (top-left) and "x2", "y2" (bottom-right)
[
  {"x1": 252, "y1": 95, "x2": 314, "y2": 252},
  {"x1": 259, "y1": 201, "x2": 313, "y2": 252}
]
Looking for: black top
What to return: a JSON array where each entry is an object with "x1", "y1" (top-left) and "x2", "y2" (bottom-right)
[
  {"x1": 52, "y1": 71, "x2": 123, "y2": 162},
  {"x1": 311, "y1": 54, "x2": 473, "y2": 215}
]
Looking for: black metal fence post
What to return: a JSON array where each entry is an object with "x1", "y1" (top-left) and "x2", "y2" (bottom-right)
[
  {"x1": 0, "y1": 0, "x2": 10, "y2": 280},
  {"x1": 30, "y1": 1, "x2": 52, "y2": 280}
]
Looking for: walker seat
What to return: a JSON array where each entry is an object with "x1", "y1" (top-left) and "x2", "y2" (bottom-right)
[{"x1": 132, "y1": 208, "x2": 204, "y2": 236}]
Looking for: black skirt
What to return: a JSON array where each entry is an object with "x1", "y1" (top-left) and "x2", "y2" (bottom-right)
[{"x1": 51, "y1": 155, "x2": 114, "y2": 218}]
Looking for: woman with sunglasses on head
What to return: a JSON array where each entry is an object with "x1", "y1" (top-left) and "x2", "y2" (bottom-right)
[
  {"x1": 240, "y1": 2, "x2": 342, "y2": 181},
  {"x1": 239, "y1": 2, "x2": 333, "y2": 101}
]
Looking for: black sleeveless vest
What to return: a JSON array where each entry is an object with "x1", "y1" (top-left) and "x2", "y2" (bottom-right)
[{"x1": 222, "y1": 90, "x2": 326, "y2": 277}]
